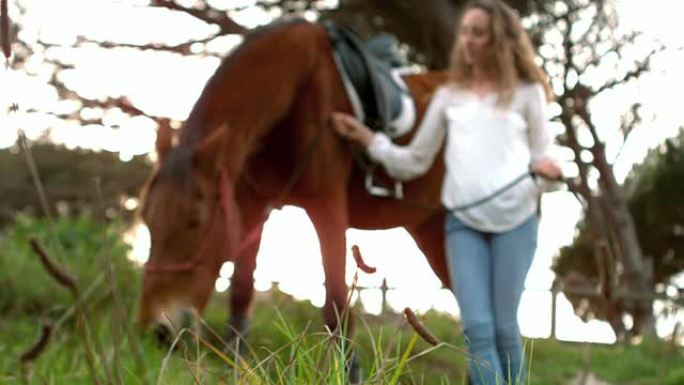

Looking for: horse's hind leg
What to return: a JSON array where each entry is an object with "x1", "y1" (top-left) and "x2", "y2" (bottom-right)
[{"x1": 406, "y1": 212, "x2": 451, "y2": 289}]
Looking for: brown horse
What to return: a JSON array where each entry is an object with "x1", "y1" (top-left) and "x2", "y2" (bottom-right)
[{"x1": 137, "y1": 18, "x2": 449, "y2": 365}]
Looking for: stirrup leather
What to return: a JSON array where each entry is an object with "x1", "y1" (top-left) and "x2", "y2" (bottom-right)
[{"x1": 364, "y1": 166, "x2": 403, "y2": 199}]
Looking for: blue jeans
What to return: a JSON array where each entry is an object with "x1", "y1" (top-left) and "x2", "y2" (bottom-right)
[{"x1": 445, "y1": 214, "x2": 538, "y2": 385}]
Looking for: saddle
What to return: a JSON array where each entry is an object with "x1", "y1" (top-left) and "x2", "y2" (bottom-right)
[
  {"x1": 324, "y1": 21, "x2": 415, "y2": 138},
  {"x1": 324, "y1": 21, "x2": 416, "y2": 199}
]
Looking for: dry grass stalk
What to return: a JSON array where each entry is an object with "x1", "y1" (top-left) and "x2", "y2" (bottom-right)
[
  {"x1": 352, "y1": 244, "x2": 377, "y2": 274},
  {"x1": 1, "y1": 0, "x2": 10, "y2": 60},
  {"x1": 28, "y1": 238, "x2": 102, "y2": 385},
  {"x1": 403, "y1": 308, "x2": 439, "y2": 346},
  {"x1": 29, "y1": 238, "x2": 78, "y2": 296},
  {"x1": 19, "y1": 323, "x2": 53, "y2": 364}
]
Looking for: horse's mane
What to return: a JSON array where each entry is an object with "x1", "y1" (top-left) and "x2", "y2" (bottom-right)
[
  {"x1": 180, "y1": 17, "x2": 308, "y2": 148},
  {"x1": 210, "y1": 17, "x2": 308, "y2": 88},
  {"x1": 137, "y1": 145, "x2": 192, "y2": 221},
  {"x1": 149, "y1": 17, "x2": 310, "y2": 195}
]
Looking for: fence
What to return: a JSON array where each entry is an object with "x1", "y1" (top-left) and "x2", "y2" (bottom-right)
[{"x1": 345, "y1": 278, "x2": 684, "y2": 342}]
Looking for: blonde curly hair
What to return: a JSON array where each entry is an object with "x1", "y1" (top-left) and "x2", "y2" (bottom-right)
[{"x1": 449, "y1": 0, "x2": 553, "y2": 105}]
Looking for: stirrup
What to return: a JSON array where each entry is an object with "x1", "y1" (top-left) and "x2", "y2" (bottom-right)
[{"x1": 364, "y1": 168, "x2": 403, "y2": 199}]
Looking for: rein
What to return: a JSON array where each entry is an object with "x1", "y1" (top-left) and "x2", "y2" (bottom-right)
[
  {"x1": 355, "y1": 156, "x2": 549, "y2": 215},
  {"x1": 144, "y1": 118, "x2": 329, "y2": 274},
  {"x1": 446, "y1": 171, "x2": 533, "y2": 213}
]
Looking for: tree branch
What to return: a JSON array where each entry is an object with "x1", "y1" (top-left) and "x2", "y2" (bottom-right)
[
  {"x1": 151, "y1": 0, "x2": 248, "y2": 35},
  {"x1": 612, "y1": 103, "x2": 643, "y2": 164},
  {"x1": 76, "y1": 35, "x2": 222, "y2": 57},
  {"x1": 592, "y1": 45, "x2": 665, "y2": 94},
  {"x1": 571, "y1": 0, "x2": 612, "y2": 47},
  {"x1": 38, "y1": 57, "x2": 168, "y2": 127}
]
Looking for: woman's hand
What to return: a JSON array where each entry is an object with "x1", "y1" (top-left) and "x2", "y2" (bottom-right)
[
  {"x1": 331, "y1": 112, "x2": 375, "y2": 147},
  {"x1": 532, "y1": 158, "x2": 562, "y2": 180}
]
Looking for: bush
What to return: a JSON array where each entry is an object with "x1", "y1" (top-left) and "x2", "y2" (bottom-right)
[
  {"x1": 0, "y1": 214, "x2": 140, "y2": 315},
  {"x1": 0, "y1": 143, "x2": 151, "y2": 226}
]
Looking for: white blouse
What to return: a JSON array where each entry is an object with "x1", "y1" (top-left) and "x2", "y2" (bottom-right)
[{"x1": 367, "y1": 81, "x2": 555, "y2": 232}]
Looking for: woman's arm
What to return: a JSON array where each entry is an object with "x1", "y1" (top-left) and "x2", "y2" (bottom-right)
[
  {"x1": 333, "y1": 87, "x2": 449, "y2": 181},
  {"x1": 526, "y1": 83, "x2": 562, "y2": 181}
]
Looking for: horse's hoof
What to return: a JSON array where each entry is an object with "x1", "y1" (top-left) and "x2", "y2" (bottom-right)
[
  {"x1": 348, "y1": 352, "x2": 362, "y2": 384},
  {"x1": 154, "y1": 323, "x2": 174, "y2": 347},
  {"x1": 224, "y1": 314, "x2": 250, "y2": 355}
]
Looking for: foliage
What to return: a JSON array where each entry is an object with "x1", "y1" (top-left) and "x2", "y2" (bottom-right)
[
  {"x1": 0, "y1": 213, "x2": 139, "y2": 316},
  {"x1": 627, "y1": 128, "x2": 684, "y2": 283},
  {"x1": 528, "y1": 0, "x2": 665, "y2": 338},
  {"x1": 554, "y1": 129, "x2": 684, "y2": 324},
  {"x1": 0, "y1": 211, "x2": 680, "y2": 384},
  {"x1": 1, "y1": 290, "x2": 682, "y2": 384},
  {"x1": 0, "y1": 143, "x2": 151, "y2": 226}
]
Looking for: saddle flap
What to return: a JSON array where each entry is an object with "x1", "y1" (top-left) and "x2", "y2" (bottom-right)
[{"x1": 325, "y1": 21, "x2": 415, "y2": 137}]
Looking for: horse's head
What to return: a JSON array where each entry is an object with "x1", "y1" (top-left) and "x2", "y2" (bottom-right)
[{"x1": 137, "y1": 123, "x2": 235, "y2": 337}]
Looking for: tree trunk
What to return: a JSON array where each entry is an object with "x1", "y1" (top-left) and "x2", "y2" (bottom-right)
[
  {"x1": 561, "y1": 110, "x2": 628, "y2": 340},
  {"x1": 592, "y1": 142, "x2": 656, "y2": 336}
]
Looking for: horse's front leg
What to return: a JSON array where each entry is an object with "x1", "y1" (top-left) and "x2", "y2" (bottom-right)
[
  {"x1": 306, "y1": 196, "x2": 360, "y2": 383},
  {"x1": 225, "y1": 224, "x2": 262, "y2": 351},
  {"x1": 225, "y1": 192, "x2": 268, "y2": 352}
]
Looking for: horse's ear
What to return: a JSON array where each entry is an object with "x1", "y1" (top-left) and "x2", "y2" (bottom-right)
[
  {"x1": 193, "y1": 125, "x2": 225, "y2": 176},
  {"x1": 155, "y1": 119, "x2": 174, "y2": 162}
]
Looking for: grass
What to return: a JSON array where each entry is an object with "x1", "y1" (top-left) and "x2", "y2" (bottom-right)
[{"x1": 0, "y1": 214, "x2": 682, "y2": 384}]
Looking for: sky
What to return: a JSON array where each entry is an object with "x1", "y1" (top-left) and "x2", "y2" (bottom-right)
[{"x1": 2, "y1": 0, "x2": 683, "y2": 343}]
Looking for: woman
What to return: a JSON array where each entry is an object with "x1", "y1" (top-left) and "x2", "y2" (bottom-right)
[{"x1": 332, "y1": 1, "x2": 561, "y2": 384}]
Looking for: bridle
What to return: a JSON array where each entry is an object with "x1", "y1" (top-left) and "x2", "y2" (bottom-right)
[
  {"x1": 143, "y1": 118, "x2": 330, "y2": 274},
  {"x1": 143, "y1": 171, "x2": 263, "y2": 273}
]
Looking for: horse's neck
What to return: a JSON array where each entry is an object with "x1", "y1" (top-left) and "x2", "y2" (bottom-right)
[
  {"x1": 179, "y1": 94, "x2": 224, "y2": 148},
  {"x1": 175, "y1": 78, "x2": 276, "y2": 179},
  {"x1": 179, "y1": 21, "x2": 323, "y2": 178},
  {"x1": 179, "y1": 120, "x2": 211, "y2": 149}
]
